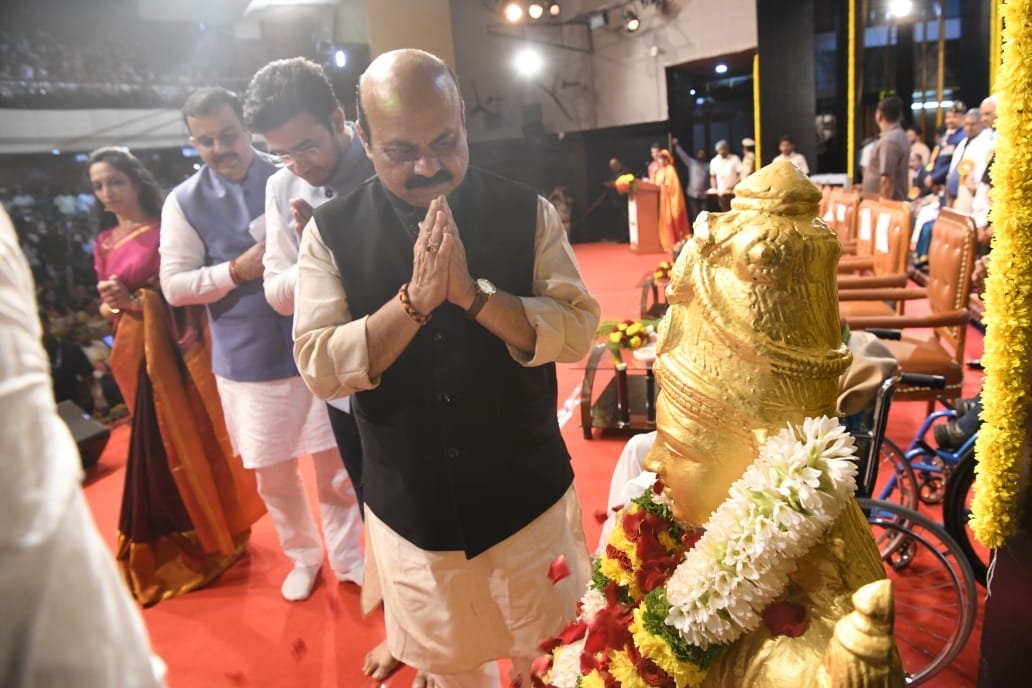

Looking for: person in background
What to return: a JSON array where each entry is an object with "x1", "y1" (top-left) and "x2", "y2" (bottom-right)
[
  {"x1": 740, "y1": 137, "x2": 756, "y2": 177},
  {"x1": 945, "y1": 108, "x2": 992, "y2": 212},
  {"x1": 653, "y1": 149, "x2": 691, "y2": 250},
  {"x1": 90, "y1": 146, "x2": 264, "y2": 606},
  {"x1": 924, "y1": 100, "x2": 967, "y2": 193},
  {"x1": 293, "y1": 49, "x2": 599, "y2": 688},
  {"x1": 646, "y1": 141, "x2": 662, "y2": 182},
  {"x1": 772, "y1": 135, "x2": 810, "y2": 175},
  {"x1": 861, "y1": 95, "x2": 909, "y2": 201},
  {"x1": 1, "y1": 204, "x2": 166, "y2": 687},
  {"x1": 160, "y1": 88, "x2": 363, "y2": 602},
  {"x1": 672, "y1": 140, "x2": 710, "y2": 224},
  {"x1": 600, "y1": 156, "x2": 631, "y2": 242},
  {"x1": 40, "y1": 308, "x2": 104, "y2": 415},
  {"x1": 908, "y1": 151, "x2": 931, "y2": 200},
  {"x1": 906, "y1": 126, "x2": 931, "y2": 167},
  {"x1": 708, "y1": 139, "x2": 742, "y2": 211}
]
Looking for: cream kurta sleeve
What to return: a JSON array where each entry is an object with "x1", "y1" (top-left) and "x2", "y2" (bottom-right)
[
  {"x1": 262, "y1": 175, "x2": 300, "y2": 316},
  {"x1": 292, "y1": 195, "x2": 600, "y2": 401}
]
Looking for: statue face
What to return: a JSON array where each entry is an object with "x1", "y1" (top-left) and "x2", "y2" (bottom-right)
[{"x1": 644, "y1": 409, "x2": 759, "y2": 526}]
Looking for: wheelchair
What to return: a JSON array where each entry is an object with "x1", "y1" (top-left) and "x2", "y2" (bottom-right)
[{"x1": 844, "y1": 372, "x2": 978, "y2": 686}]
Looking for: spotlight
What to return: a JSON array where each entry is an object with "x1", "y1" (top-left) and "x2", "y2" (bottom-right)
[
  {"x1": 504, "y1": 2, "x2": 523, "y2": 22},
  {"x1": 889, "y1": 0, "x2": 913, "y2": 17},
  {"x1": 623, "y1": 10, "x2": 640, "y2": 32},
  {"x1": 548, "y1": 1, "x2": 561, "y2": 16},
  {"x1": 528, "y1": 2, "x2": 544, "y2": 19},
  {"x1": 714, "y1": 63, "x2": 728, "y2": 74},
  {"x1": 513, "y1": 47, "x2": 544, "y2": 78}
]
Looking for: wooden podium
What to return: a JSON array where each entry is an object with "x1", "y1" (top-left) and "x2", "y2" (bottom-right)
[{"x1": 627, "y1": 181, "x2": 663, "y2": 254}]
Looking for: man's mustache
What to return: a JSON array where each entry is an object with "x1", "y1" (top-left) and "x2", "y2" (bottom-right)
[
  {"x1": 406, "y1": 171, "x2": 452, "y2": 189},
  {"x1": 214, "y1": 153, "x2": 238, "y2": 165}
]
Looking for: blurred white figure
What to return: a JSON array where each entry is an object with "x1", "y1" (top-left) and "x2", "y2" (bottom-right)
[{"x1": 0, "y1": 206, "x2": 166, "y2": 688}]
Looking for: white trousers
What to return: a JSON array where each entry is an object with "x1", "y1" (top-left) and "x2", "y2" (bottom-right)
[{"x1": 254, "y1": 447, "x2": 363, "y2": 580}]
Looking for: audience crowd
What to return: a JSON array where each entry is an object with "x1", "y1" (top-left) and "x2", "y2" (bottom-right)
[
  {"x1": 3, "y1": 185, "x2": 123, "y2": 417},
  {"x1": 0, "y1": 29, "x2": 253, "y2": 108}
]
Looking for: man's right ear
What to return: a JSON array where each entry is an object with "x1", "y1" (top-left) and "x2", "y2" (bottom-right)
[{"x1": 355, "y1": 122, "x2": 373, "y2": 159}]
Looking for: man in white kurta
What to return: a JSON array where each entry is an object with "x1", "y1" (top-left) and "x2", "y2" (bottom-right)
[
  {"x1": 293, "y1": 50, "x2": 600, "y2": 688},
  {"x1": 0, "y1": 206, "x2": 166, "y2": 687}
]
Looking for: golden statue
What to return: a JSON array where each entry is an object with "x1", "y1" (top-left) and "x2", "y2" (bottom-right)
[
  {"x1": 535, "y1": 161, "x2": 902, "y2": 688},
  {"x1": 643, "y1": 160, "x2": 902, "y2": 687}
]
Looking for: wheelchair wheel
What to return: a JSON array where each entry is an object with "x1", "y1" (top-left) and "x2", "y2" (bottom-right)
[
  {"x1": 876, "y1": 437, "x2": 919, "y2": 511},
  {"x1": 942, "y1": 449, "x2": 990, "y2": 586},
  {"x1": 857, "y1": 498, "x2": 977, "y2": 686}
]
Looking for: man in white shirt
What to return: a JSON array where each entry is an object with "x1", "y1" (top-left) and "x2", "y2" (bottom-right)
[
  {"x1": 244, "y1": 57, "x2": 374, "y2": 505},
  {"x1": 772, "y1": 135, "x2": 810, "y2": 175},
  {"x1": 708, "y1": 140, "x2": 742, "y2": 211},
  {"x1": 946, "y1": 109, "x2": 994, "y2": 212},
  {"x1": 243, "y1": 57, "x2": 404, "y2": 682},
  {"x1": 1, "y1": 206, "x2": 165, "y2": 688}
]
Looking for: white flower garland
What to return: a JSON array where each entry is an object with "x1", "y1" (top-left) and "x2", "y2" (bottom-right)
[
  {"x1": 547, "y1": 637, "x2": 587, "y2": 688},
  {"x1": 663, "y1": 416, "x2": 858, "y2": 648}
]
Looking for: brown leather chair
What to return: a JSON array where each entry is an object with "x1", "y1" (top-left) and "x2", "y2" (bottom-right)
[
  {"x1": 837, "y1": 199, "x2": 914, "y2": 315},
  {"x1": 838, "y1": 195, "x2": 881, "y2": 273},
  {"x1": 839, "y1": 208, "x2": 976, "y2": 409},
  {"x1": 823, "y1": 186, "x2": 860, "y2": 253}
]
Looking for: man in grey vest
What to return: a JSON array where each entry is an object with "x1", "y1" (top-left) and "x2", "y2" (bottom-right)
[
  {"x1": 293, "y1": 50, "x2": 600, "y2": 688},
  {"x1": 159, "y1": 88, "x2": 362, "y2": 603}
]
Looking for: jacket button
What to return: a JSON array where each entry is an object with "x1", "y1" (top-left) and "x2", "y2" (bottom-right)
[
  {"x1": 446, "y1": 447, "x2": 460, "y2": 459},
  {"x1": 433, "y1": 332, "x2": 445, "y2": 344},
  {"x1": 437, "y1": 392, "x2": 452, "y2": 403}
]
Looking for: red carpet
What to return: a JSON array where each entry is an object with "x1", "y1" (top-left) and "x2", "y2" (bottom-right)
[{"x1": 81, "y1": 241, "x2": 984, "y2": 687}]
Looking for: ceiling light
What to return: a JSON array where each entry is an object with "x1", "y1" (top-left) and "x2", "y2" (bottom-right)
[
  {"x1": 889, "y1": 0, "x2": 913, "y2": 17},
  {"x1": 548, "y1": 2, "x2": 561, "y2": 16},
  {"x1": 333, "y1": 49, "x2": 346, "y2": 68},
  {"x1": 504, "y1": 2, "x2": 523, "y2": 22},
  {"x1": 714, "y1": 63, "x2": 728, "y2": 74},
  {"x1": 624, "y1": 10, "x2": 640, "y2": 32},
  {"x1": 513, "y1": 47, "x2": 544, "y2": 78},
  {"x1": 528, "y1": 2, "x2": 544, "y2": 19}
]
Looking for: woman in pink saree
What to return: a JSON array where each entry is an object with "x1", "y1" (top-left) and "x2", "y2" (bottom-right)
[
  {"x1": 654, "y1": 150, "x2": 691, "y2": 251},
  {"x1": 90, "y1": 147, "x2": 263, "y2": 606}
]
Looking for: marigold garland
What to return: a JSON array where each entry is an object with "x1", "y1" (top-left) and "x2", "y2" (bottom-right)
[{"x1": 970, "y1": 0, "x2": 1032, "y2": 549}]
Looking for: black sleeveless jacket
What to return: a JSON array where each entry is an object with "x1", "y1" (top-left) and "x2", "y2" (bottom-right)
[{"x1": 314, "y1": 167, "x2": 574, "y2": 557}]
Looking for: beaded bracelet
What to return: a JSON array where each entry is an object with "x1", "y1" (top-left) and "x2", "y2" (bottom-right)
[{"x1": 398, "y1": 282, "x2": 432, "y2": 326}]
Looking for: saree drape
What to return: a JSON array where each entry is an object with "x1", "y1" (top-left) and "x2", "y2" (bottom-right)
[{"x1": 109, "y1": 289, "x2": 265, "y2": 606}]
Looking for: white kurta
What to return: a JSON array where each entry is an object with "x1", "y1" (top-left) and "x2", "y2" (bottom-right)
[
  {"x1": 0, "y1": 207, "x2": 166, "y2": 687},
  {"x1": 215, "y1": 375, "x2": 338, "y2": 469}
]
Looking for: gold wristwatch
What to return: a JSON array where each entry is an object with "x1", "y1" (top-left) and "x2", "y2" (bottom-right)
[{"x1": 466, "y1": 278, "x2": 496, "y2": 320}]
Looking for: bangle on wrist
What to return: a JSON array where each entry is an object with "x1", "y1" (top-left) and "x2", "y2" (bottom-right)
[
  {"x1": 398, "y1": 282, "x2": 432, "y2": 326},
  {"x1": 229, "y1": 259, "x2": 243, "y2": 285}
]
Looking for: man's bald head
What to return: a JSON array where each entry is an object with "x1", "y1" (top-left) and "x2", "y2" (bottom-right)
[
  {"x1": 357, "y1": 49, "x2": 463, "y2": 146},
  {"x1": 355, "y1": 49, "x2": 470, "y2": 208}
]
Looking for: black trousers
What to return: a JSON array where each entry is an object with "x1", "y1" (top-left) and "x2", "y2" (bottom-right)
[{"x1": 327, "y1": 402, "x2": 365, "y2": 516}]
